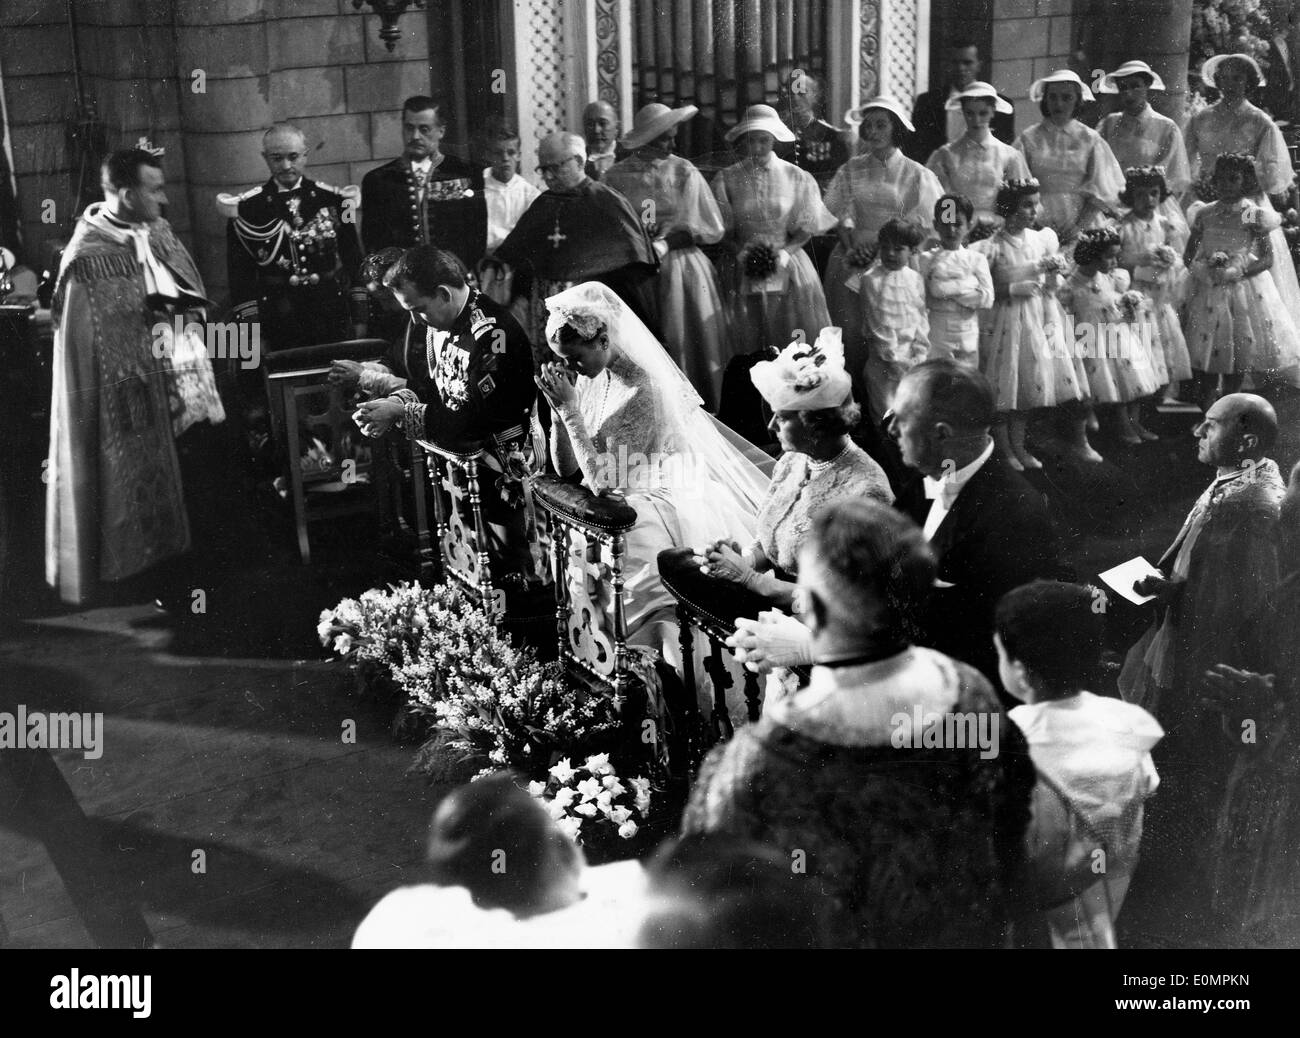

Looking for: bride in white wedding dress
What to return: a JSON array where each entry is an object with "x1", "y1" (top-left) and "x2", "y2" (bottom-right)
[{"x1": 534, "y1": 282, "x2": 771, "y2": 719}]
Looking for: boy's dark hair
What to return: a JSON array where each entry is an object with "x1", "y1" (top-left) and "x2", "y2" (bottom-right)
[
  {"x1": 102, "y1": 148, "x2": 161, "y2": 191},
  {"x1": 426, "y1": 773, "x2": 581, "y2": 917},
  {"x1": 935, "y1": 193, "x2": 975, "y2": 226},
  {"x1": 382, "y1": 245, "x2": 468, "y2": 295},
  {"x1": 878, "y1": 217, "x2": 926, "y2": 250},
  {"x1": 995, "y1": 580, "x2": 1104, "y2": 699},
  {"x1": 1118, "y1": 165, "x2": 1171, "y2": 207}
]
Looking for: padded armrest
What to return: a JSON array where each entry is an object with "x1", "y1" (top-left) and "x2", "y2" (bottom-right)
[
  {"x1": 531, "y1": 475, "x2": 638, "y2": 532},
  {"x1": 657, "y1": 547, "x2": 771, "y2": 632},
  {"x1": 262, "y1": 338, "x2": 390, "y2": 374}
]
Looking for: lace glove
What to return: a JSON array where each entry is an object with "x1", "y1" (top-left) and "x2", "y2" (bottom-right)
[{"x1": 727, "y1": 610, "x2": 814, "y2": 673}]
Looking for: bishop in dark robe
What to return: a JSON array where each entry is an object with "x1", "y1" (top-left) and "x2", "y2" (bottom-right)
[{"x1": 493, "y1": 132, "x2": 659, "y2": 359}]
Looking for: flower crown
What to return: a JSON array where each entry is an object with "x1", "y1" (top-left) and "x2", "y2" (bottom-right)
[
  {"x1": 135, "y1": 136, "x2": 165, "y2": 157},
  {"x1": 1123, "y1": 164, "x2": 1167, "y2": 183},
  {"x1": 1002, "y1": 177, "x2": 1041, "y2": 193}
]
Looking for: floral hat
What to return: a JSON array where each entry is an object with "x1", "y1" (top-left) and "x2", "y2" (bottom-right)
[
  {"x1": 1097, "y1": 59, "x2": 1166, "y2": 93},
  {"x1": 944, "y1": 81, "x2": 1013, "y2": 115},
  {"x1": 1029, "y1": 69, "x2": 1095, "y2": 103},
  {"x1": 750, "y1": 327, "x2": 853, "y2": 411}
]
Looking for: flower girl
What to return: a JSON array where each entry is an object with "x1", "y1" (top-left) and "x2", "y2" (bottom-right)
[
  {"x1": 1115, "y1": 165, "x2": 1191, "y2": 408},
  {"x1": 970, "y1": 178, "x2": 1093, "y2": 469},
  {"x1": 1182, "y1": 153, "x2": 1300, "y2": 405}
]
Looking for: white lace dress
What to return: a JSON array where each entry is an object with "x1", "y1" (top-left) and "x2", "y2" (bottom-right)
[{"x1": 551, "y1": 351, "x2": 767, "y2": 720}]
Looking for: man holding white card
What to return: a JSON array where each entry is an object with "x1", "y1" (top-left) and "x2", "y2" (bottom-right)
[{"x1": 1118, "y1": 393, "x2": 1284, "y2": 924}]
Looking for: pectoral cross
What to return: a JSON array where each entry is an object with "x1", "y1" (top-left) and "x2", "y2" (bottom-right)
[{"x1": 547, "y1": 218, "x2": 567, "y2": 250}]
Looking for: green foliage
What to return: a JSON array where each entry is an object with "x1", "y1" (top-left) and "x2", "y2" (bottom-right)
[{"x1": 1190, "y1": 0, "x2": 1277, "y2": 95}]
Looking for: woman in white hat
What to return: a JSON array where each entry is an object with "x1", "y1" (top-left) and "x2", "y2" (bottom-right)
[
  {"x1": 712, "y1": 104, "x2": 838, "y2": 356},
  {"x1": 1014, "y1": 70, "x2": 1125, "y2": 250},
  {"x1": 925, "y1": 81, "x2": 1030, "y2": 224},
  {"x1": 693, "y1": 328, "x2": 892, "y2": 612},
  {"x1": 603, "y1": 103, "x2": 733, "y2": 410},
  {"x1": 1096, "y1": 60, "x2": 1191, "y2": 239},
  {"x1": 1184, "y1": 53, "x2": 1300, "y2": 331},
  {"x1": 821, "y1": 97, "x2": 942, "y2": 387}
]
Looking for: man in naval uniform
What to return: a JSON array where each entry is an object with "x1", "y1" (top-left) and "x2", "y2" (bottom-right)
[
  {"x1": 220, "y1": 123, "x2": 366, "y2": 352},
  {"x1": 351, "y1": 246, "x2": 543, "y2": 597},
  {"x1": 777, "y1": 71, "x2": 849, "y2": 278}
]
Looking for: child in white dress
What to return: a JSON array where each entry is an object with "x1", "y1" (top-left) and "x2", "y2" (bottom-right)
[
  {"x1": 846, "y1": 217, "x2": 929, "y2": 422},
  {"x1": 1115, "y1": 165, "x2": 1192, "y2": 408},
  {"x1": 970, "y1": 179, "x2": 1095, "y2": 469},
  {"x1": 1058, "y1": 226, "x2": 1162, "y2": 446},
  {"x1": 1182, "y1": 153, "x2": 1300, "y2": 405},
  {"x1": 920, "y1": 193, "x2": 993, "y2": 367}
]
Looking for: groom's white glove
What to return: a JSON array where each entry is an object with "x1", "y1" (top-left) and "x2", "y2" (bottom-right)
[{"x1": 727, "y1": 610, "x2": 814, "y2": 673}]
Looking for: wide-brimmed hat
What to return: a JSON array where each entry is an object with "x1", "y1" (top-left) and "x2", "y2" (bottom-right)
[
  {"x1": 750, "y1": 328, "x2": 852, "y2": 411},
  {"x1": 1029, "y1": 69, "x2": 1095, "y2": 103},
  {"x1": 724, "y1": 104, "x2": 796, "y2": 143},
  {"x1": 1097, "y1": 60, "x2": 1166, "y2": 93},
  {"x1": 944, "y1": 81, "x2": 1013, "y2": 115},
  {"x1": 844, "y1": 96, "x2": 916, "y2": 133},
  {"x1": 1200, "y1": 52, "x2": 1266, "y2": 89},
  {"x1": 621, "y1": 103, "x2": 699, "y2": 150}
]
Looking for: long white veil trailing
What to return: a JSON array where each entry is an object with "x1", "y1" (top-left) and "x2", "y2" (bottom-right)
[{"x1": 543, "y1": 282, "x2": 772, "y2": 545}]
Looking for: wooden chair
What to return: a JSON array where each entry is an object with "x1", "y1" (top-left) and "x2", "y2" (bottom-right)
[
  {"x1": 657, "y1": 547, "x2": 771, "y2": 762},
  {"x1": 262, "y1": 339, "x2": 392, "y2": 565},
  {"x1": 412, "y1": 438, "x2": 505, "y2": 620}
]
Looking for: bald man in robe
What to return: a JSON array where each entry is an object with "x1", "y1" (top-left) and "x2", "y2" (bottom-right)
[
  {"x1": 1119, "y1": 393, "x2": 1284, "y2": 925},
  {"x1": 583, "y1": 101, "x2": 620, "y2": 180},
  {"x1": 494, "y1": 132, "x2": 659, "y2": 356}
]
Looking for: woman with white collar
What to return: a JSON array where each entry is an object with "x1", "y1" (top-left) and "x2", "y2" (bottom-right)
[
  {"x1": 821, "y1": 97, "x2": 943, "y2": 392},
  {"x1": 1096, "y1": 60, "x2": 1191, "y2": 240},
  {"x1": 1015, "y1": 70, "x2": 1125, "y2": 252},
  {"x1": 925, "y1": 81, "x2": 1030, "y2": 225},
  {"x1": 1184, "y1": 53, "x2": 1300, "y2": 331}
]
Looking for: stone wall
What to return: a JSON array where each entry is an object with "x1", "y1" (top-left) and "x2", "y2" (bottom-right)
[
  {"x1": 0, "y1": 0, "x2": 432, "y2": 307},
  {"x1": 987, "y1": 0, "x2": 1095, "y2": 135}
]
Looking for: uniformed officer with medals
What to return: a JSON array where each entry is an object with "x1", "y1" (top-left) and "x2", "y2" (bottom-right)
[
  {"x1": 351, "y1": 246, "x2": 545, "y2": 599},
  {"x1": 219, "y1": 123, "x2": 366, "y2": 352}
]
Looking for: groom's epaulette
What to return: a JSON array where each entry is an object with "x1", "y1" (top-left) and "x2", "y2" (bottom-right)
[{"x1": 468, "y1": 304, "x2": 496, "y2": 341}]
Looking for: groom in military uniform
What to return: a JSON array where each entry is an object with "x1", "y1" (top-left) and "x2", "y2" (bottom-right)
[
  {"x1": 220, "y1": 123, "x2": 366, "y2": 352},
  {"x1": 353, "y1": 246, "x2": 542, "y2": 594}
]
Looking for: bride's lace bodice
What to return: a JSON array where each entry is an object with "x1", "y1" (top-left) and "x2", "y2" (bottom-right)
[{"x1": 552, "y1": 351, "x2": 681, "y2": 493}]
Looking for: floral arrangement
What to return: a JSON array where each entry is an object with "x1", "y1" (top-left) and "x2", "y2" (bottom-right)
[
  {"x1": 1150, "y1": 244, "x2": 1178, "y2": 268},
  {"x1": 743, "y1": 241, "x2": 779, "y2": 278},
  {"x1": 527, "y1": 753, "x2": 652, "y2": 845},
  {"x1": 1208, "y1": 251, "x2": 1231, "y2": 269},
  {"x1": 1038, "y1": 254, "x2": 1070, "y2": 277},
  {"x1": 319, "y1": 581, "x2": 461, "y2": 682},
  {"x1": 1118, "y1": 290, "x2": 1147, "y2": 322},
  {"x1": 846, "y1": 243, "x2": 877, "y2": 270}
]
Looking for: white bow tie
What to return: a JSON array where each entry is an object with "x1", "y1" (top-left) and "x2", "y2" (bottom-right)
[{"x1": 923, "y1": 476, "x2": 962, "y2": 508}]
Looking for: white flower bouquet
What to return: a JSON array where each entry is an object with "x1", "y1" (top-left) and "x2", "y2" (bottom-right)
[
  {"x1": 1118, "y1": 289, "x2": 1147, "y2": 322},
  {"x1": 528, "y1": 754, "x2": 653, "y2": 846}
]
